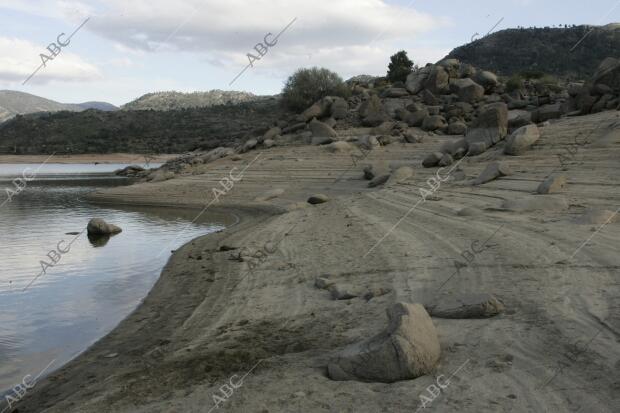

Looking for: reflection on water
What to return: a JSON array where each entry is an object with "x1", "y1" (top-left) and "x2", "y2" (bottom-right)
[{"x1": 0, "y1": 164, "x2": 227, "y2": 395}]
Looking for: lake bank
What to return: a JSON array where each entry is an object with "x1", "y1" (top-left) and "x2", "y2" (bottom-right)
[{"x1": 15, "y1": 111, "x2": 620, "y2": 412}]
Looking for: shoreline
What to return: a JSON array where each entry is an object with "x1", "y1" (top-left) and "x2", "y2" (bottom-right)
[
  {"x1": 0, "y1": 153, "x2": 178, "y2": 164},
  {"x1": 15, "y1": 112, "x2": 620, "y2": 412}
]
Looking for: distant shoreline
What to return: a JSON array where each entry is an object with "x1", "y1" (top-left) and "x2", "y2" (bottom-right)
[{"x1": 0, "y1": 153, "x2": 178, "y2": 164}]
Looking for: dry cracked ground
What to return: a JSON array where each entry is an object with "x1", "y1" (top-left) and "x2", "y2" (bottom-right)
[{"x1": 16, "y1": 110, "x2": 620, "y2": 413}]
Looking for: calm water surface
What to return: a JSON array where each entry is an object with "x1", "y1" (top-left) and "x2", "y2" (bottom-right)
[{"x1": 0, "y1": 163, "x2": 226, "y2": 397}]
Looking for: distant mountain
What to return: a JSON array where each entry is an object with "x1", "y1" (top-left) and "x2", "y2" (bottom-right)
[
  {"x1": 122, "y1": 90, "x2": 267, "y2": 111},
  {"x1": 446, "y1": 24, "x2": 620, "y2": 79},
  {"x1": 0, "y1": 90, "x2": 81, "y2": 123},
  {"x1": 0, "y1": 90, "x2": 118, "y2": 123},
  {"x1": 74, "y1": 101, "x2": 119, "y2": 111}
]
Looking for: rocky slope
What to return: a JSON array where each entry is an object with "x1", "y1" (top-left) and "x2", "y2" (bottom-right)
[{"x1": 446, "y1": 24, "x2": 620, "y2": 78}]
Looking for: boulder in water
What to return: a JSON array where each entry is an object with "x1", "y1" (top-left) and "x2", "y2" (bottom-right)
[{"x1": 87, "y1": 218, "x2": 122, "y2": 236}]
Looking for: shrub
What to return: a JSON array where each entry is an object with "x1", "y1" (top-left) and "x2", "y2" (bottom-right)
[
  {"x1": 519, "y1": 70, "x2": 545, "y2": 80},
  {"x1": 281, "y1": 67, "x2": 350, "y2": 112},
  {"x1": 506, "y1": 75, "x2": 524, "y2": 93},
  {"x1": 538, "y1": 74, "x2": 563, "y2": 93},
  {"x1": 387, "y1": 50, "x2": 414, "y2": 83}
]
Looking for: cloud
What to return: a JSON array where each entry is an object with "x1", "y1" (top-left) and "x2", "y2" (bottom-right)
[
  {"x1": 82, "y1": 0, "x2": 449, "y2": 71},
  {"x1": 0, "y1": 37, "x2": 102, "y2": 85}
]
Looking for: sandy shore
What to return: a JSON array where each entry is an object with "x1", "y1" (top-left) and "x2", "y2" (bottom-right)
[
  {"x1": 0, "y1": 153, "x2": 177, "y2": 164},
  {"x1": 16, "y1": 111, "x2": 620, "y2": 412}
]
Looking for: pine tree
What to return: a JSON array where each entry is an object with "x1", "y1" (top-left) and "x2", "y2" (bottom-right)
[{"x1": 387, "y1": 50, "x2": 414, "y2": 83}]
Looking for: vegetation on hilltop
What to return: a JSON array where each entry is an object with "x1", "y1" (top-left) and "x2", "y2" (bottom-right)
[
  {"x1": 446, "y1": 25, "x2": 620, "y2": 79},
  {"x1": 0, "y1": 99, "x2": 285, "y2": 155}
]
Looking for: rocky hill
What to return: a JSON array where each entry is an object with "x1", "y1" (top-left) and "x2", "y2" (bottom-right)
[
  {"x1": 446, "y1": 24, "x2": 620, "y2": 79},
  {"x1": 0, "y1": 90, "x2": 119, "y2": 124},
  {"x1": 122, "y1": 90, "x2": 266, "y2": 111},
  {"x1": 0, "y1": 90, "x2": 82, "y2": 123},
  {"x1": 0, "y1": 98, "x2": 286, "y2": 155}
]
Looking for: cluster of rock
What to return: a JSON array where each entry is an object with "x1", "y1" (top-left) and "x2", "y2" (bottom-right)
[
  {"x1": 137, "y1": 56, "x2": 619, "y2": 184},
  {"x1": 569, "y1": 57, "x2": 620, "y2": 115}
]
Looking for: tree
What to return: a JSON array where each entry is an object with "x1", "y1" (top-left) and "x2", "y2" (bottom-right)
[
  {"x1": 281, "y1": 67, "x2": 349, "y2": 112},
  {"x1": 387, "y1": 50, "x2": 414, "y2": 83}
]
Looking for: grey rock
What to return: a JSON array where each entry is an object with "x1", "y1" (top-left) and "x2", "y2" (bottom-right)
[
  {"x1": 473, "y1": 162, "x2": 513, "y2": 185},
  {"x1": 422, "y1": 152, "x2": 444, "y2": 168},
  {"x1": 309, "y1": 118, "x2": 338, "y2": 138},
  {"x1": 448, "y1": 121, "x2": 467, "y2": 135},
  {"x1": 327, "y1": 303, "x2": 440, "y2": 382},
  {"x1": 87, "y1": 218, "x2": 122, "y2": 235},
  {"x1": 451, "y1": 78, "x2": 485, "y2": 103},
  {"x1": 307, "y1": 194, "x2": 329, "y2": 204},
  {"x1": 360, "y1": 95, "x2": 389, "y2": 127},
  {"x1": 537, "y1": 175, "x2": 567, "y2": 194},
  {"x1": 368, "y1": 174, "x2": 390, "y2": 188},
  {"x1": 329, "y1": 284, "x2": 358, "y2": 300},
  {"x1": 330, "y1": 97, "x2": 349, "y2": 119},
  {"x1": 466, "y1": 102, "x2": 508, "y2": 148},
  {"x1": 422, "y1": 115, "x2": 447, "y2": 131},
  {"x1": 425, "y1": 294, "x2": 504, "y2": 318},
  {"x1": 438, "y1": 153, "x2": 454, "y2": 167},
  {"x1": 504, "y1": 124, "x2": 540, "y2": 155}
]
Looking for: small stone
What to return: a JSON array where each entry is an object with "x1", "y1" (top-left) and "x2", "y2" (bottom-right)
[
  {"x1": 537, "y1": 175, "x2": 567, "y2": 194},
  {"x1": 308, "y1": 194, "x2": 329, "y2": 205}
]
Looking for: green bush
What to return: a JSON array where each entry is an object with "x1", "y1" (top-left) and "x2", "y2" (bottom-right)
[
  {"x1": 538, "y1": 74, "x2": 563, "y2": 93},
  {"x1": 281, "y1": 67, "x2": 350, "y2": 112},
  {"x1": 519, "y1": 70, "x2": 545, "y2": 80},
  {"x1": 506, "y1": 75, "x2": 524, "y2": 93},
  {"x1": 387, "y1": 50, "x2": 414, "y2": 83}
]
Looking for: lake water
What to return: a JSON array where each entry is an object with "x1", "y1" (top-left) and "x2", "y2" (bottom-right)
[{"x1": 0, "y1": 163, "x2": 226, "y2": 398}]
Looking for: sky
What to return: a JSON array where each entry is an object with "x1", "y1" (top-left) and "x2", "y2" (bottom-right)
[{"x1": 0, "y1": 0, "x2": 618, "y2": 106}]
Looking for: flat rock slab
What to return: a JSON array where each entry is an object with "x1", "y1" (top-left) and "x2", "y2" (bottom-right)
[
  {"x1": 327, "y1": 303, "x2": 440, "y2": 383},
  {"x1": 425, "y1": 294, "x2": 504, "y2": 319}
]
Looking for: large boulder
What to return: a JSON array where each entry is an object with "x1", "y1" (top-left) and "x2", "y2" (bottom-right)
[
  {"x1": 327, "y1": 303, "x2": 440, "y2": 382},
  {"x1": 424, "y1": 66, "x2": 450, "y2": 95},
  {"x1": 359, "y1": 95, "x2": 389, "y2": 127},
  {"x1": 309, "y1": 118, "x2": 338, "y2": 138},
  {"x1": 451, "y1": 78, "x2": 485, "y2": 103},
  {"x1": 507, "y1": 110, "x2": 532, "y2": 130},
  {"x1": 504, "y1": 124, "x2": 540, "y2": 155},
  {"x1": 533, "y1": 103, "x2": 563, "y2": 123},
  {"x1": 87, "y1": 218, "x2": 122, "y2": 236},
  {"x1": 301, "y1": 98, "x2": 331, "y2": 122},
  {"x1": 590, "y1": 57, "x2": 620, "y2": 92},
  {"x1": 330, "y1": 97, "x2": 349, "y2": 119},
  {"x1": 403, "y1": 109, "x2": 429, "y2": 127},
  {"x1": 474, "y1": 70, "x2": 499, "y2": 92},
  {"x1": 465, "y1": 103, "x2": 508, "y2": 148},
  {"x1": 405, "y1": 67, "x2": 431, "y2": 94}
]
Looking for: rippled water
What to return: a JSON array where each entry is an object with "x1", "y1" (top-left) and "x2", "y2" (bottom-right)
[{"x1": 0, "y1": 164, "x2": 227, "y2": 395}]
